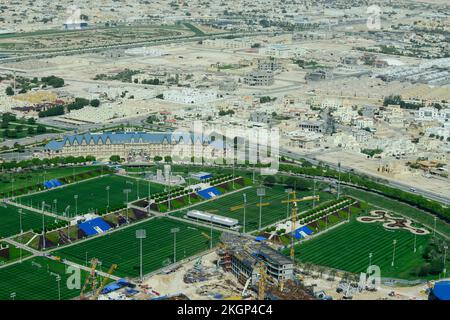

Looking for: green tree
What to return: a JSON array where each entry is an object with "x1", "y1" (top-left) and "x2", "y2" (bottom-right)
[
  {"x1": 90, "y1": 99, "x2": 100, "y2": 107},
  {"x1": 5, "y1": 87, "x2": 14, "y2": 96},
  {"x1": 109, "y1": 155, "x2": 121, "y2": 163}
]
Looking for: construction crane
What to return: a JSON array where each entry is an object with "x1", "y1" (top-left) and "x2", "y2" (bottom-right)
[
  {"x1": 91, "y1": 264, "x2": 118, "y2": 300},
  {"x1": 257, "y1": 262, "x2": 267, "y2": 300},
  {"x1": 79, "y1": 258, "x2": 99, "y2": 300},
  {"x1": 282, "y1": 192, "x2": 320, "y2": 261}
]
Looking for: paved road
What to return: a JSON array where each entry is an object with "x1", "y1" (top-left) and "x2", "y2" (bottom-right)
[{"x1": 280, "y1": 148, "x2": 450, "y2": 206}]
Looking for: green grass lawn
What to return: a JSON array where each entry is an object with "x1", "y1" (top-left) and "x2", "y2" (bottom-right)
[
  {"x1": 16, "y1": 174, "x2": 166, "y2": 216},
  {"x1": 173, "y1": 184, "x2": 334, "y2": 232},
  {"x1": 54, "y1": 217, "x2": 221, "y2": 278},
  {"x1": 0, "y1": 203, "x2": 60, "y2": 238},
  {"x1": 0, "y1": 166, "x2": 101, "y2": 196},
  {"x1": 344, "y1": 187, "x2": 450, "y2": 238},
  {"x1": 291, "y1": 218, "x2": 448, "y2": 280},
  {"x1": 0, "y1": 257, "x2": 88, "y2": 300}
]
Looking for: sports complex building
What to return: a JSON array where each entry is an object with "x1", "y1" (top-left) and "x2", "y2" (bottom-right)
[{"x1": 43, "y1": 131, "x2": 226, "y2": 161}]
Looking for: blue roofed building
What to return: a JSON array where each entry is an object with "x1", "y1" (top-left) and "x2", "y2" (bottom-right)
[{"x1": 43, "y1": 131, "x2": 227, "y2": 162}]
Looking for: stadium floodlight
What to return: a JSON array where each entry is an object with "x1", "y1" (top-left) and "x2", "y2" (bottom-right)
[
  {"x1": 136, "y1": 229, "x2": 147, "y2": 282},
  {"x1": 74, "y1": 195, "x2": 78, "y2": 216},
  {"x1": 171, "y1": 228, "x2": 180, "y2": 263},
  {"x1": 106, "y1": 186, "x2": 110, "y2": 209},
  {"x1": 443, "y1": 245, "x2": 448, "y2": 278},
  {"x1": 10, "y1": 292, "x2": 16, "y2": 300},
  {"x1": 123, "y1": 189, "x2": 132, "y2": 222},
  {"x1": 369, "y1": 252, "x2": 373, "y2": 267},
  {"x1": 56, "y1": 275, "x2": 61, "y2": 300},
  {"x1": 285, "y1": 188, "x2": 292, "y2": 219},
  {"x1": 243, "y1": 193, "x2": 247, "y2": 234},
  {"x1": 18, "y1": 208, "x2": 22, "y2": 262},
  {"x1": 53, "y1": 199, "x2": 57, "y2": 214},
  {"x1": 391, "y1": 239, "x2": 397, "y2": 267},
  {"x1": 257, "y1": 187, "x2": 265, "y2": 231}
]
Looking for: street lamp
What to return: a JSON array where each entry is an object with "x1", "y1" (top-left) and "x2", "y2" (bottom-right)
[
  {"x1": 433, "y1": 216, "x2": 437, "y2": 238},
  {"x1": 136, "y1": 229, "x2": 147, "y2": 282},
  {"x1": 257, "y1": 187, "x2": 265, "y2": 231},
  {"x1": 391, "y1": 239, "x2": 397, "y2": 267},
  {"x1": 171, "y1": 228, "x2": 180, "y2": 263}
]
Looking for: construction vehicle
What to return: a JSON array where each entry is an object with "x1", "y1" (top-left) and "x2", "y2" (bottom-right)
[
  {"x1": 91, "y1": 264, "x2": 118, "y2": 300},
  {"x1": 282, "y1": 192, "x2": 320, "y2": 261},
  {"x1": 79, "y1": 258, "x2": 99, "y2": 300}
]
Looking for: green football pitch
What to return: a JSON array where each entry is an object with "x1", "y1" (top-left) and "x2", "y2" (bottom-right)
[
  {"x1": 173, "y1": 185, "x2": 334, "y2": 232},
  {"x1": 16, "y1": 174, "x2": 166, "y2": 216},
  {"x1": 0, "y1": 257, "x2": 88, "y2": 300},
  {"x1": 0, "y1": 203, "x2": 61, "y2": 238},
  {"x1": 0, "y1": 166, "x2": 101, "y2": 196},
  {"x1": 54, "y1": 217, "x2": 221, "y2": 278},
  {"x1": 290, "y1": 218, "x2": 446, "y2": 280}
]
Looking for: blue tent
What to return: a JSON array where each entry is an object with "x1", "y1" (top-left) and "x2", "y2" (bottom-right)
[
  {"x1": 78, "y1": 218, "x2": 111, "y2": 236},
  {"x1": 431, "y1": 281, "x2": 450, "y2": 300},
  {"x1": 197, "y1": 187, "x2": 221, "y2": 200}
]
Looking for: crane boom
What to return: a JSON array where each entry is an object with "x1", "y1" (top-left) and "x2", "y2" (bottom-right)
[
  {"x1": 79, "y1": 258, "x2": 98, "y2": 299},
  {"x1": 91, "y1": 264, "x2": 118, "y2": 300}
]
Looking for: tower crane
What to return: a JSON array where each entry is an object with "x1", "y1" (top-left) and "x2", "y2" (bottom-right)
[
  {"x1": 79, "y1": 258, "x2": 99, "y2": 300},
  {"x1": 257, "y1": 262, "x2": 267, "y2": 301},
  {"x1": 91, "y1": 264, "x2": 118, "y2": 300},
  {"x1": 282, "y1": 192, "x2": 320, "y2": 261}
]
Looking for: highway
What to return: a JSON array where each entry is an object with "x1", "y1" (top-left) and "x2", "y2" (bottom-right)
[{"x1": 279, "y1": 148, "x2": 450, "y2": 206}]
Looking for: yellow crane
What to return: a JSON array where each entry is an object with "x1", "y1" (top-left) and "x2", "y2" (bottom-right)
[
  {"x1": 257, "y1": 262, "x2": 267, "y2": 301},
  {"x1": 91, "y1": 264, "x2": 118, "y2": 300},
  {"x1": 79, "y1": 258, "x2": 99, "y2": 300},
  {"x1": 282, "y1": 192, "x2": 320, "y2": 261}
]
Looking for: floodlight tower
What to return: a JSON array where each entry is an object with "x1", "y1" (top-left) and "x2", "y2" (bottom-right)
[
  {"x1": 257, "y1": 187, "x2": 265, "y2": 231},
  {"x1": 243, "y1": 193, "x2": 247, "y2": 234},
  {"x1": 136, "y1": 229, "x2": 147, "y2": 282},
  {"x1": 171, "y1": 228, "x2": 180, "y2": 263}
]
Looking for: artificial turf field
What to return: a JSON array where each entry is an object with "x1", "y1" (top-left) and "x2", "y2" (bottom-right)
[
  {"x1": 0, "y1": 257, "x2": 87, "y2": 300},
  {"x1": 174, "y1": 184, "x2": 334, "y2": 232},
  {"x1": 0, "y1": 166, "x2": 101, "y2": 196},
  {"x1": 54, "y1": 217, "x2": 221, "y2": 278},
  {"x1": 16, "y1": 174, "x2": 166, "y2": 216},
  {"x1": 0, "y1": 203, "x2": 60, "y2": 238},
  {"x1": 291, "y1": 218, "x2": 447, "y2": 280}
]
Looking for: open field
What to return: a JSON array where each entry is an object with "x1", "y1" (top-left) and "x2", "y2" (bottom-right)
[
  {"x1": 291, "y1": 218, "x2": 449, "y2": 280},
  {"x1": 0, "y1": 25, "x2": 193, "y2": 53},
  {"x1": 16, "y1": 174, "x2": 166, "y2": 216},
  {"x1": 0, "y1": 203, "x2": 60, "y2": 238},
  {"x1": 0, "y1": 166, "x2": 102, "y2": 196},
  {"x1": 344, "y1": 187, "x2": 450, "y2": 238},
  {"x1": 0, "y1": 257, "x2": 87, "y2": 300},
  {"x1": 54, "y1": 217, "x2": 221, "y2": 278},
  {"x1": 174, "y1": 184, "x2": 334, "y2": 232}
]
